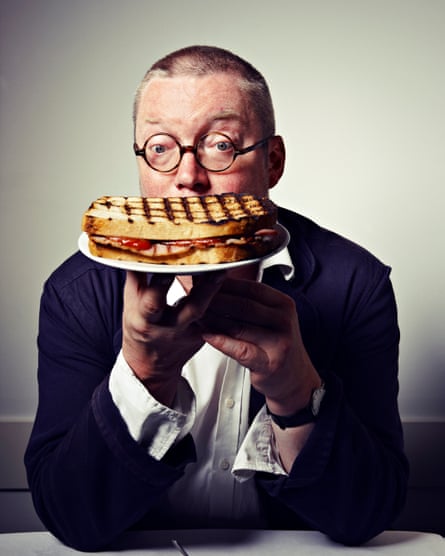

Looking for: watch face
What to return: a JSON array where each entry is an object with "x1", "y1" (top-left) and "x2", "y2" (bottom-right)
[{"x1": 311, "y1": 384, "x2": 326, "y2": 416}]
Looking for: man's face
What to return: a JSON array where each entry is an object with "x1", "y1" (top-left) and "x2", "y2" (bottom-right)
[{"x1": 134, "y1": 73, "x2": 283, "y2": 198}]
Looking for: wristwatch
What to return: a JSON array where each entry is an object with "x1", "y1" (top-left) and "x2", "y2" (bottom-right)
[{"x1": 266, "y1": 382, "x2": 326, "y2": 429}]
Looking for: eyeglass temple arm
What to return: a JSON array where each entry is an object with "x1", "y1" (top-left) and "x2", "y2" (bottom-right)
[{"x1": 235, "y1": 135, "x2": 273, "y2": 155}]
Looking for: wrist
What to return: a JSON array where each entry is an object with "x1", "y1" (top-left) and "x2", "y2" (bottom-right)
[
  {"x1": 122, "y1": 345, "x2": 181, "y2": 408},
  {"x1": 266, "y1": 373, "x2": 322, "y2": 416},
  {"x1": 266, "y1": 381, "x2": 326, "y2": 429},
  {"x1": 140, "y1": 376, "x2": 179, "y2": 408}
]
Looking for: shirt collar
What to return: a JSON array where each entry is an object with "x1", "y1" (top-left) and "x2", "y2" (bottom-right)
[{"x1": 258, "y1": 246, "x2": 295, "y2": 282}]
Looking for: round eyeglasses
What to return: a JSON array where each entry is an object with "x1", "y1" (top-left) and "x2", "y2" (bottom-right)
[{"x1": 133, "y1": 132, "x2": 272, "y2": 173}]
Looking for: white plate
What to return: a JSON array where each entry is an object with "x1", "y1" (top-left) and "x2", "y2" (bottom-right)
[{"x1": 78, "y1": 223, "x2": 290, "y2": 275}]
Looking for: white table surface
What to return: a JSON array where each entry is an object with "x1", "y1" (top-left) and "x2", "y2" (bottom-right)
[{"x1": 0, "y1": 529, "x2": 444, "y2": 555}]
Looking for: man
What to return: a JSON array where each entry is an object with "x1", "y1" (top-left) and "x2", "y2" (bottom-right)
[{"x1": 25, "y1": 46, "x2": 408, "y2": 551}]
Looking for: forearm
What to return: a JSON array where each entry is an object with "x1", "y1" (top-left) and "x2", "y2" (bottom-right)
[
  {"x1": 26, "y1": 379, "x2": 195, "y2": 551},
  {"x1": 266, "y1": 368, "x2": 322, "y2": 473},
  {"x1": 27, "y1": 271, "x2": 205, "y2": 550},
  {"x1": 109, "y1": 350, "x2": 195, "y2": 459},
  {"x1": 26, "y1": 264, "x2": 198, "y2": 549},
  {"x1": 258, "y1": 373, "x2": 409, "y2": 545},
  {"x1": 272, "y1": 422, "x2": 315, "y2": 472}
]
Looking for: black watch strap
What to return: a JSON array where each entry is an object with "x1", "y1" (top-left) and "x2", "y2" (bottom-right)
[
  {"x1": 266, "y1": 405, "x2": 315, "y2": 429},
  {"x1": 266, "y1": 382, "x2": 326, "y2": 429}
]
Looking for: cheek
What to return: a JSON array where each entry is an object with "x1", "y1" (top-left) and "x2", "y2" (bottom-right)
[
  {"x1": 138, "y1": 166, "x2": 169, "y2": 197},
  {"x1": 213, "y1": 166, "x2": 269, "y2": 196},
  {"x1": 139, "y1": 180, "x2": 164, "y2": 197}
]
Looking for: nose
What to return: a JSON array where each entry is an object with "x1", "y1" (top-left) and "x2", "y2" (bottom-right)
[{"x1": 174, "y1": 151, "x2": 211, "y2": 194}]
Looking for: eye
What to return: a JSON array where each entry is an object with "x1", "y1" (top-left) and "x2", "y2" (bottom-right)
[
  {"x1": 203, "y1": 133, "x2": 235, "y2": 154},
  {"x1": 215, "y1": 140, "x2": 232, "y2": 152},
  {"x1": 151, "y1": 144, "x2": 167, "y2": 154},
  {"x1": 146, "y1": 134, "x2": 176, "y2": 157}
]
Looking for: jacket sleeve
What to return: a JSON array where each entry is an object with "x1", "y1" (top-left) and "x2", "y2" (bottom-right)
[
  {"x1": 257, "y1": 259, "x2": 409, "y2": 545},
  {"x1": 24, "y1": 263, "x2": 195, "y2": 551}
]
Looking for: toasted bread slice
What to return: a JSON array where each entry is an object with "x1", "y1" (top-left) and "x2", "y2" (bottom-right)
[{"x1": 82, "y1": 194, "x2": 277, "y2": 241}]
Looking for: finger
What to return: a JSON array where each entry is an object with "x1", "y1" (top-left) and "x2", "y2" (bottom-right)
[
  {"x1": 202, "y1": 331, "x2": 269, "y2": 370},
  {"x1": 207, "y1": 291, "x2": 282, "y2": 330},
  {"x1": 212, "y1": 279, "x2": 295, "y2": 329},
  {"x1": 219, "y1": 277, "x2": 282, "y2": 307},
  {"x1": 173, "y1": 270, "x2": 227, "y2": 327},
  {"x1": 201, "y1": 310, "x2": 272, "y2": 347},
  {"x1": 125, "y1": 271, "x2": 174, "y2": 324},
  {"x1": 126, "y1": 270, "x2": 171, "y2": 286}
]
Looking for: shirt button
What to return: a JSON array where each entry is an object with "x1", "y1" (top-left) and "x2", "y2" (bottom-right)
[
  {"x1": 225, "y1": 398, "x2": 235, "y2": 409},
  {"x1": 219, "y1": 459, "x2": 230, "y2": 471}
]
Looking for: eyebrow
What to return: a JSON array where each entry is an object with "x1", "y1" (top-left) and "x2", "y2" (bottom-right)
[
  {"x1": 211, "y1": 109, "x2": 243, "y2": 122},
  {"x1": 143, "y1": 110, "x2": 244, "y2": 127}
]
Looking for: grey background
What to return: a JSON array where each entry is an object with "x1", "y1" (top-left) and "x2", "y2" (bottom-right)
[{"x1": 1, "y1": 0, "x2": 444, "y2": 421}]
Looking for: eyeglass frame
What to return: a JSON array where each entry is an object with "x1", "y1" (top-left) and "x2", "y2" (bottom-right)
[{"x1": 133, "y1": 131, "x2": 274, "y2": 173}]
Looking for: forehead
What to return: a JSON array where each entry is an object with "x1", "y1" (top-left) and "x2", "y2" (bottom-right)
[{"x1": 136, "y1": 73, "x2": 258, "y2": 133}]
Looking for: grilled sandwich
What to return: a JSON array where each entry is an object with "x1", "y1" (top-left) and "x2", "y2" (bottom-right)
[{"x1": 81, "y1": 193, "x2": 279, "y2": 265}]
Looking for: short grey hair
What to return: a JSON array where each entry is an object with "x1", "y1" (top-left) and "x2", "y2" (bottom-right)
[{"x1": 133, "y1": 45, "x2": 276, "y2": 137}]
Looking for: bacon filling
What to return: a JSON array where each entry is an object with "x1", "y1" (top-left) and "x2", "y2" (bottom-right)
[{"x1": 91, "y1": 229, "x2": 278, "y2": 258}]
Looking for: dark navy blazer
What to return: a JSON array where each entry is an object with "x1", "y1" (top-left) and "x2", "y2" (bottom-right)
[{"x1": 25, "y1": 207, "x2": 408, "y2": 551}]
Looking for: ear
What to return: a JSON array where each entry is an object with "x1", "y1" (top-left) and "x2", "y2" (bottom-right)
[{"x1": 267, "y1": 135, "x2": 285, "y2": 189}]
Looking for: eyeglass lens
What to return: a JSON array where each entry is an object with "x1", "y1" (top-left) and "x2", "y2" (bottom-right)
[{"x1": 144, "y1": 132, "x2": 236, "y2": 172}]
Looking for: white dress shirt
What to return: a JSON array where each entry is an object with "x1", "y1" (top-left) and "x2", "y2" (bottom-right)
[{"x1": 109, "y1": 248, "x2": 294, "y2": 526}]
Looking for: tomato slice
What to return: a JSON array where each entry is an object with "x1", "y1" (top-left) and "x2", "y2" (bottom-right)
[{"x1": 108, "y1": 237, "x2": 152, "y2": 250}]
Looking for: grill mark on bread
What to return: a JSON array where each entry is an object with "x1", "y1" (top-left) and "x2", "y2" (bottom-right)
[
  {"x1": 164, "y1": 197, "x2": 173, "y2": 221},
  {"x1": 182, "y1": 198, "x2": 193, "y2": 222},
  {"x1": 201, "y1": 196, "x2": 213, "y2": 222},
  {"x1": 142, "y1": 197, "x2": 152, "y2": 223},
  {"x1": 124, "y1": 199, "x2": 134, "y2": 223},
  {"x1": 221, "y1": 195, "x2": 232, "y2": 220},
  {"x1": 82, "y1": 194, "x2": 277, "y2": 243},
  {"x1": 87, "y1": 194, "x2": 275, "y2": 224}
]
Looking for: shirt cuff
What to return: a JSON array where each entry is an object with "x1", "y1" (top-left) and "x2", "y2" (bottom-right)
[
  {"x1": 108, "y1": 350, "x2": 196, "y2": 460},
  {"x1": 232, "y1": 405, "x2": 288, "y2": 482}
]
